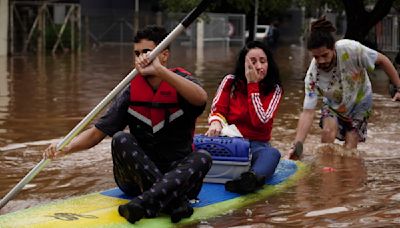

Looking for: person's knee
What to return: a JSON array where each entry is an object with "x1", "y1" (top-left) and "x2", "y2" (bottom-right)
[
  {"x1": 251, "y1": 146, "x2": 280, "y2": 177},
  {"x1": 269, "y1": 147, "x2": 281, "y2": 161},
  {"x1": 257, "y1": 146, "x2": 281, "y2": 162},
  {"x1": 112, "y1": 131, "x2": 133, "y2": 155},
  {"x1": 321, "y1": 127, "x2": 336, "y2": 143},
  {"x1": 344, "y1": 142, "x2": 357, "y2": 149},
  {"x1": 112, "y1": 131, "x2": 134, "y2": 146},
  {"x1": 113, "y1": 131, "x2": 130, "y2": 142},
  {"x1": 344, "y1": 131, "x2": 358, "y2": 149},
  {"x1": 321, "y1": 117, "x2": 338, "y2": 143},
  {"x1": 195, "y1": 149, "x2": 213, "y2": 168}
]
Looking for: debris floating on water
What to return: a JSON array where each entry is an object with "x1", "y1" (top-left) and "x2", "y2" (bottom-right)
[
  {"x1": 22, "y1": 184, "x2": 37, "y2": 190},
  {"x1": 305, "y1": 207, "x2": 349, "y2": 217},
  {"x1": 322, "y1": 166, "x2": 337, "y2": 172}
]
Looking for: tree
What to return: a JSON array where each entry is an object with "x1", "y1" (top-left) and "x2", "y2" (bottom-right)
[
  {"x1": 343, "y1": 0, "x2": 394, "y2": 43},
  {"x1": 161, "y1": 0, "x2": 399, "y2": 45},
  {"x1": 298, "y1": 0, "x2": 397, "y2": 45},
  {"x1": 160, "y1": 0, "x2": 291, "y2": 17},
  {"x1": 160, "y1": 0, "x2": 292, "y2": 41}
]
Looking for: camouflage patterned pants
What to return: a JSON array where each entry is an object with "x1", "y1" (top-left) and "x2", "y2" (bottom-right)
[{"x1": 111, "y1": 131, "x2": 212, "y2": 210}]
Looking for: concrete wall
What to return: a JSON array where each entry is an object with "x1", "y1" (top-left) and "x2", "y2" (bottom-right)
[{"x1": 0, "y1": 0, "x2": 8, "y2": 56}]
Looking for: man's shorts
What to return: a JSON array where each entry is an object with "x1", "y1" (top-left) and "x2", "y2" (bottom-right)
[{"x1": 319, "y1": 108, "x2": 368, "y2": 142}]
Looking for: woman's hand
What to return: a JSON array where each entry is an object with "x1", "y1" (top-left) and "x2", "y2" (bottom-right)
[
  {"x1": 43, "y1": 142, "x2": 69, "y2": 159},
  {"x1": 245, "y1": 57, "x2": 263, "y2": 83},
  {"x1": 205, "y1": 121, "x2": 223, "y2": 137}
]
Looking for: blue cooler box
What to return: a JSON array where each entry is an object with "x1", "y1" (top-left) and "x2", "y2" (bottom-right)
[{"x1": 194, "y1": 135, "x2": 251, "y2": 183}]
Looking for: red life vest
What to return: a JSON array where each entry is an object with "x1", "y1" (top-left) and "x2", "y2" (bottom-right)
[{"x1": 128, "y1": 68, "x2": 189, "y2": 133}]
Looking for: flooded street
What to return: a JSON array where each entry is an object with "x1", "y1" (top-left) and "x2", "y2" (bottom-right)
[{"x1": 1, "y1": 43, "x2": 400, "y2": 227}]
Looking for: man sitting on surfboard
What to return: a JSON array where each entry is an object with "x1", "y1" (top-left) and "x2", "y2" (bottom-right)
[
  {"x1": 286, "y1": 16, "x2": 400, "y2": 159},
  {"x1": 44, "y1": 25, "x2": 212, "y2": 224}
]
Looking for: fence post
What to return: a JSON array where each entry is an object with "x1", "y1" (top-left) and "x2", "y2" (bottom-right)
[
  {"x1": 77, "y1": 5, "x2": 81, "y2": 52},
  {"x1": 37, "y1": 4, "x2": 46, "y2": 54},
  {"x1": 0, "y1": 0, "x2": 8, "y2": 56},
  {"x1": 134, "y1": 0, "x2": 139, "y2": 37},
  {"x1": 393, "y1": 14, "x2": 398, "y2": 52},
  {"x1": 196, "y1": 17, "x2": 204, "y2": 76}
]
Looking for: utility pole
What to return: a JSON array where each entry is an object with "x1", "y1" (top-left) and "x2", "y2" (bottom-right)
[
  {"x1": 134, "y1": 0, "x2": 139, "y2": 36},
  {"x1": 0, "y1": 0, "x2": 9, "y2": 56},
  {"x1": 253, "y1": 0, "x2": 259, "y2": 41}
]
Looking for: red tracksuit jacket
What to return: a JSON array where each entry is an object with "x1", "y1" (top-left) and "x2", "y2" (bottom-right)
[{"x1": 209, "y1": 74, "x2": 283, "y2": 142}]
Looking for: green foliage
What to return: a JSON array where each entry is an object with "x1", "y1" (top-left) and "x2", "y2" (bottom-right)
[
  {"x1": 258, "y1": 0, "x2": 293, "y2": 20},
  {"x1": 296, "y1": 0, "x2": 344, "y2": 17},
  {"x1": 45, "y1": 24, "x2": 72, "y2": 50},
  {"x1": 160, "y1": 0, "x2": 292, "y2": 21},
  {"x1": 160, "y1": 0, "x2": 201, "y2": 13},
  {"x1": 160, "y1": 0, "x2": 247, "y2": 13},
  {"x1": 393, "y1": 0, "x2": 400, "y2": 10},
  {"x1": 26, "y1": 24, "x2": 73, "y2": 52},
  {"x1": 160, "y1": 0, "x2": 398, "y2": 42},
  {"x1": 297, "y1": 0, "x2": 400, "y2": 15}
]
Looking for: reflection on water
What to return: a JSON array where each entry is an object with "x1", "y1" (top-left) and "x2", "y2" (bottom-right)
[
  {"x1": 0, "y1": 43, "x2": 400, "y2": 227},
  {"x1": 0, "y1": 56, "x2": 9, "y2": 139}
]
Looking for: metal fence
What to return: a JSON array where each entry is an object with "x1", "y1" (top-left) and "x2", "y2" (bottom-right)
[
  {"x1": 376, "y1": 14, "x2": 399, "y2": 54},
  {"x1": 9, "y1": 5, "x2": 246, "y2": 55},
  {"x1": 84, "y1": 9, "x2": 135, "y2": 44},
  {"x1": 80, "y1": 11, "x2": 246, "y2": 47},
  {"x1": 9, "y1": 2, "x2": 81, "y2": 55},
  {"x1": 163, "y1": 13, "x2": 246, "y2": 47}
]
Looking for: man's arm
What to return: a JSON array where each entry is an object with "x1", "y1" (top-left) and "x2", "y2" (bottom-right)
[
  {"x1": 44, "y1": 127, "x2": 107, "y2": 159},
  {"x1": 375, "y1": 53, "x2": 400, "y2": 100},
  {"x1": 286, "y1": 109, "x2": 315, "y2": 159},
  {"x1": 293, "y1": 109, "x2": 315, "y2": 143},
  {"x1": 136, "y1": 52, "x2": 207, "y2": 106},
  {"x1": 156, "y1": 66, "x2": 208, "y2": 106}
]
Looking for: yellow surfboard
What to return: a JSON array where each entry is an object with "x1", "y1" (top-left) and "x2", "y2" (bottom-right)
[{"x1": 0, "y1": 160, "x2": 307, "y2": 228}]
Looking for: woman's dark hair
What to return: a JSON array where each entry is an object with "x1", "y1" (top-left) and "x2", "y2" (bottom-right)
[
  {"x1": 134, "y1": 25, "x2": 170, "y2": 49},
  {"x1": 233, "y1": 40, "x2": 281, "y2": 95},
  {"x1": 307, "y1": 16, "x2": 336, "y2": 50}
]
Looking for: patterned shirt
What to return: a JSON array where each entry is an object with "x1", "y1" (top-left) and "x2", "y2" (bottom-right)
[{"x1": 303, "y1": 39, "x2": 378, "y2": 120}]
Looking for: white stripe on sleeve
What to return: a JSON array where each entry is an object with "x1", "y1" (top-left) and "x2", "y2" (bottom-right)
[{"x1": 251, "y1": 85, "x2": 282, "y2": 123}]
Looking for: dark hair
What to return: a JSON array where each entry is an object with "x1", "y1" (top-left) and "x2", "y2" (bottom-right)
[
  {"x1": 307, "y1": 16, "x2": 336, "y2": 50},
  {"x1": 233, "y1": 40, "x2": 281, "y2": 95},
  {"x1": 133, "y1": 25, "x2": 169, "y2": 49}
]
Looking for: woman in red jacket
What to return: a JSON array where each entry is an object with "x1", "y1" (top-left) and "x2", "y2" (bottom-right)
[{"x1": 206, "y1": 41, "x2": 283, "y2": 193}]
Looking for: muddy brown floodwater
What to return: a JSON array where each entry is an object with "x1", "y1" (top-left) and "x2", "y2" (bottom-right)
[{"x1": 0, "y1": 43, "x2": 399, "y2": 227}]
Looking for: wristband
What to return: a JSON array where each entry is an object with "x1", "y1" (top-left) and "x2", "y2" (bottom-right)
[
  {"x1": 209, "y1": 119, "x2": 222, "y2": 125},
  {"x1": 208, "y1": 113, "x2": 227, "y2": 125}
]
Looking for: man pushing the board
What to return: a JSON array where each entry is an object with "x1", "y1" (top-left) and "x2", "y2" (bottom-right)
[{"x1": 286, "y1": 16, "x2": 400, "y2": 159}]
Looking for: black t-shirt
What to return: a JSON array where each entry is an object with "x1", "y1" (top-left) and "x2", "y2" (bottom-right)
[{"x1": 95, "y1": 73, "x2": 205, "y2": 166}]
